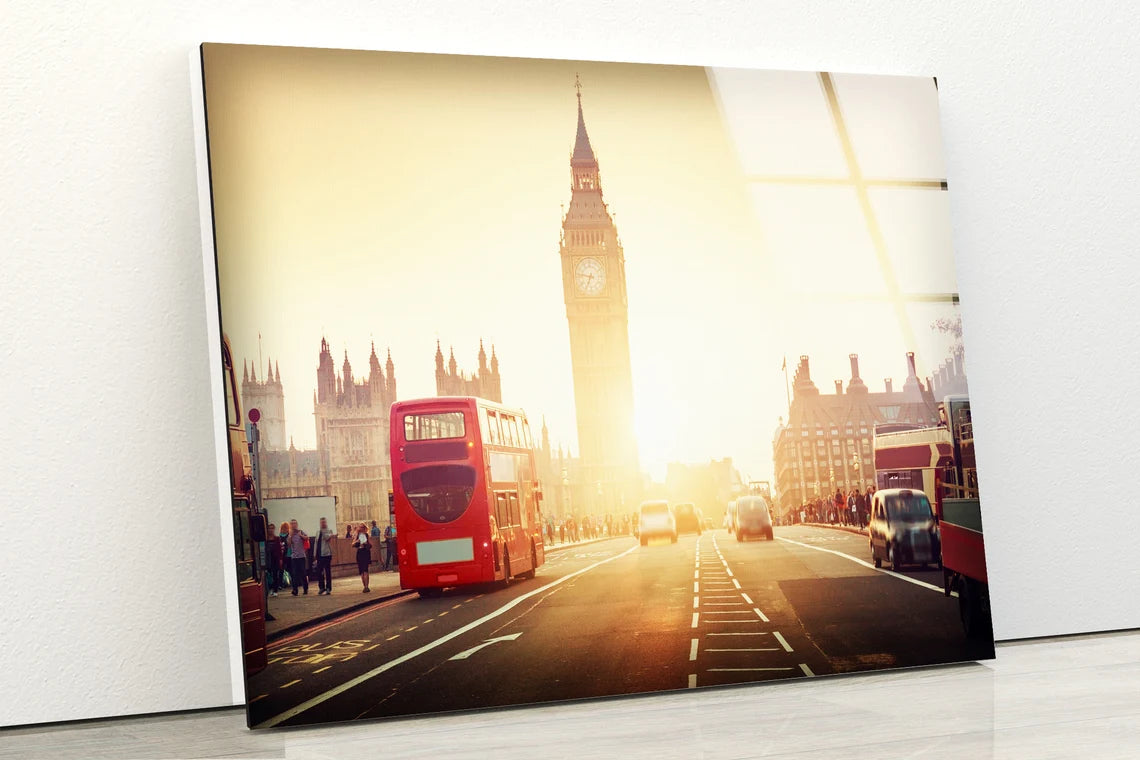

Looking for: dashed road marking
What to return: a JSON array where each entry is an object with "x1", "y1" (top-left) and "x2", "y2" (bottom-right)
[
  {"x1": 705, "y1": 602, "x2": 744, "y2": 606},
  {"x1": 741, "y1": 593, "x2": 754, "y2": 605},
  {"x1": 703, "y1": 610, "x2": 753, "y2": 615},
  {"x1": 693, "y1": 596, "x2": 699, "y2": 608},
  {"x1": 688, "y1": 674, "x2": 698, "y2": 688},
  {"x1": 312, "y1": 666, "x2": 331, "y2": 674},
  {"x1": 386, "y1": 635, "x2": 399, "y2": 641},
  {"x1": 705, "y1": 619, "x2": 760, "y2": 624},
  {"x1": 280, "y1": 680, "x2": 301, "y2": 689},
  {"x1": 773, "y1": 632, "x2": 793, "y2": 652},
  {"x1": 689, "y1": 638, "x2": 699, "y2": 661},
  {"x1": 777, "y1": 536, "x2": 954, "y2": 596},
  {"x1": 691, "y1": 613, "x2": 700, "y2": 628},
  {"x1": 363, "y1": 644, "x2": 379, "y2": 652},
  {"x1": 799, "y1": 663, "x2": 816, "y2": 677},
  {"x1": 732, "y1": 579, "x2": 742, "y2": 589},
  {"x1": 753, "y1": 608, "x2": 770, "y2": 623},
  {"x1": 405, "y1": 626, "x2": 418, "y2": 632},
  {"x1": 250, "y1": 694, "x2": 268, "y2": 703},
  {"x1": 707, "y1": 632, "x2": 768, "y2": 636},
  {"x1": 708, "y1": 667, "x2": 794, "y2": 673},
  {"x1": 693, "y1": 582, "x2": 699, "y2": 593},
  {"x1": 706, "y1": 648, "x2": 778, "y2": 652}
]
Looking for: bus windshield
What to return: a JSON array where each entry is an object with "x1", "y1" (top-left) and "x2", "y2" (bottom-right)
[
  {"x1": 886, "y1": 492, "x2": 933, "y2": 521},
  {"x1": 400, "y1": 464, "x2": 476, "y2": 523}
]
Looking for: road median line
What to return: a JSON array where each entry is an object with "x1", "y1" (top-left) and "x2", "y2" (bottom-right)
[{"x1": 776, "y1": 535, "x2": 956, "y2": 596}]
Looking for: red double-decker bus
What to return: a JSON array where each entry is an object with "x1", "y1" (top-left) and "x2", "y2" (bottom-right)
[{"x1": 390, "y1": 396, "x2": 546, "y2": 597}]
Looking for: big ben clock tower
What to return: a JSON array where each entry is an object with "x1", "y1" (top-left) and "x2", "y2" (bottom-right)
[{"x1": 560, "y1": 77, "x2": 641, "y2": 513}]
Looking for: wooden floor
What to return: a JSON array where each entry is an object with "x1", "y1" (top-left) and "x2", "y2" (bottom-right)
[{"x1": 2, "y1": 630, "x2": 1137, "y2": 759}]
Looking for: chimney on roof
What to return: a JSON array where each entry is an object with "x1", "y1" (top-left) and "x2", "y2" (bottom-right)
[
  {"x1": 834, "y1": 380, "x2": 843, "y2": 394},
  {"x1": 885, "y1": 378, "x2": 893, "y2": 393}
]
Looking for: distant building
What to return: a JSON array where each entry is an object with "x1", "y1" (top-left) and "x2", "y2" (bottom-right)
[
  {"x1": 434, "y1": 340, "x2": 502, "y2": 402},
  {"x1": 241, "y1": 359, "x2": 286, "y2": 451},
  {"x1": 772, "y1": 353, "x2": 946, "y2": 518},
  {"x1": 665, "y1": 458, "x2": 745, "y2": 516},
  {"x1": 247, "y1": 337, "x2": 398, "y2": 528}
]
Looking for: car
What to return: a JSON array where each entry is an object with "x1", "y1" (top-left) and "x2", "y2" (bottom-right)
[
  {"x1": 868, "y1": 488, "x2": 941, "y2": 571},
  {"x1": 724, "y1": 501, "x2": 736, "y2": 533},
  {"x1": 732, "y1": 496, "x2": 773, "y2": 541},
  {"x1": 672, "y1": 502, "x2": 702, "y2": 535},
  {"x1": 702, "y1": 517, "x2": 716, "y2": 531},
  {"x1": 638, "y1": 500, "x2": 677, "y2": 546}
]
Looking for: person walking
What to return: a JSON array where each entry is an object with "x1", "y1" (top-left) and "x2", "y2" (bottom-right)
[
  {"x1": 355, "y1": 523, "x2": 372, "y2": 592},
  {"x1": 848, "y1": 491, "x2": 858, "y2": 528},
  {"x1": 370, "y1": 520, "x2": 381, "y2": 539},
  {"x1": 315, "y1": 517, "x2": 335, "y2": 595},
  {"x1": 265, "y1": 523, "x2": 284, "y2": 596},
  {"x1": 344, "y1": 524, "x2": 352, "y2": 540},
  {"x1": 384, "y1": 522, "x2": 398, "y2": 571},
  {"x1": 286, "y1": 519, "x2": 309, "y2": 596}
]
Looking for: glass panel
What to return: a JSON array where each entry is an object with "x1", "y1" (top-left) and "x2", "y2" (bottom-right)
[
  {"x1": 400, "y1": 465, "x2": 476, "y2": 524},
  {"x1": 508, "y1": 493, "x2": 521, "y2": 526},
  {"x1": 405, "y1": 411, "x2": 465, "y2": 441}
]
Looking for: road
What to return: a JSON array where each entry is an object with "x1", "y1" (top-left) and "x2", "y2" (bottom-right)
[{"x1": 246, "y1": 525, "x2": 993, "y2": 728}]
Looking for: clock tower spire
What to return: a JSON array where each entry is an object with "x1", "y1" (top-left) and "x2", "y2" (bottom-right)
[{"x1": 559, "y1": 75, "x2": 640, "y2": 514}]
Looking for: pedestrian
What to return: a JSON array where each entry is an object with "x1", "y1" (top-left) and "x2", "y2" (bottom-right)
[
  {"x1": 315, "y1": 517, "x2": 335, "y2": 595},
  {"x1": 370, "y1": 520, "x2": 381, "y2": 539},
  {"x1": 286, "y1": 519, "x2": 309, "y2": 596},
  {"x1": 384, "y1": 522, "x2": 398, "y2": 571},
  {"x1": 355, "y1": 523, "x2": 372, "y2": 592},
  {"x1": 344, "y1": 524, "x2": 352, "y2": 540},
  {"x1": 266, "y1": 523, "x2": 285, "y2": 596},
  {"x1": 558, "y1": 521, "x2": 566, "y2": 544},
  {"x1": 848, "y1": 492, "x2": 858, "y2": 527}
]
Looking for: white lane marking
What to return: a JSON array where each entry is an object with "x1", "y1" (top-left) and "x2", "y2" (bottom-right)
[
  {"x1": 704, "y1": 610, "x2": 754, "y2": 615},
  {"x1": 741, "y1": 593, "x2": 754, "y2": 605},
  {"x1": 691, "y1": 613, "x2": 700, "y2": 628},
  {"x1": 725, "y1": 568, "x2": 734, "y2": 577},
  {"x1": 449, "y1": 632, "x2": 523, "y2": 661},
  {"x1": 703, "y1": 594, "x2": 737, "y2": 599},
  {"x1": 693, "y1": 570, "x2": 699, "y2": 579},
  {"x1": 753, "y1": 608, "x2": 770, "y2": 622},
  {"x1": 776, "y1": 536, "x2": 955, "y2": 596},
  {"x1": 693, "y1": 596, "x2": 699, "y2": 608},
  {"x1": 280, "y1": 680, "x2": 301, "y2": 689},
  {"x1": 693, "y1": 582, "x2": 700, "y2": 593},
  {"x1": 799, "y1": 663, "x2": 816, "y2": 677},
  {"x1": 705, "y1": 602, "x2": 745, "y2": 606},
  {"x1": 706, "y1": 648, "x2": 778, "y2": 652},
  {"x1": 708, "y1": 667, "x2": 794, "y2": 673},
  {"x1": 689, "y1": 638, "x2": 699, "y2": 661},
  {"x1": 707, "y1": 632, "x2": 768, "y2": 636},
  {"x1": 705, "y1": 619, "x2": 759, "y2": 624},
  {"x1": 249, "y1": 694, "x2": 268, "y2": 704},
  {"x1": 732, "y1": 579, "x2": 741, "y2": 589},
  {"x1": 254, "y1": 544, "x2": 639, "y2": 729},
  {"x1": 688, "y1": 674, "x2": 698, "y2": 688},
  {"x1": 773, "y1": 631, "x2": 793, "y2": 652},
  {"x1": 312, "y1": 666, "x2": 331, "y2": 674}
]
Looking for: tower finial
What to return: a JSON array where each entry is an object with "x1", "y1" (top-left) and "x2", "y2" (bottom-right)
[{"x1": 575, "y1": 71, "x2": 582, "y2": 102}]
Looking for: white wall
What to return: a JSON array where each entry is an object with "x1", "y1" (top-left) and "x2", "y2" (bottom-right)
[{"x1": 3, "y1": 0, "x2": 1137, "y2": 728}]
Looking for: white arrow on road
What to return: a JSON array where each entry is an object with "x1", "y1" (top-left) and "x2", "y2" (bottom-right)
[{"x1": 448, "y1": 632, "x2": 523, "y2": 661}]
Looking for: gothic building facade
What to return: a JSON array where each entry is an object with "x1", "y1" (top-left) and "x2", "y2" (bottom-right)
[
  {"x1": 771, "y1": 352, "x2": 953, "y2": 518},
  {"x1": 246, "y1": 337, "x2": 398, "y2": 528},
  {"x1": 434, "y1": 340, "x2": 502, "y2": 402},
  {"x1": 559, "y1": 80, "x2": 641, "y2": 513},
  {"x1": 241, "y1": 359, "x2": 286, "y2": 451}
]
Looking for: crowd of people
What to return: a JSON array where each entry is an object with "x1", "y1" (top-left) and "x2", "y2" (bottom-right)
[
  {"x1": 542, "y1": 513, "x2": 633, "y2": 545},
  {"x1": 788, "y1": 485, "x2": 877, "y2": 529},
  {"x1": 262, "y1": 518, "x2": 399, "y2": 596}
]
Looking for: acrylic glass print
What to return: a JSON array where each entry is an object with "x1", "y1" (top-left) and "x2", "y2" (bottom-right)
[{"x1": 195, "y1": 43, "x2": 994, "y2": 729}]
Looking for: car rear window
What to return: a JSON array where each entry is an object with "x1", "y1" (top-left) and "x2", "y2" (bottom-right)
[{"x1": 640, "y1": 503, "x2": 669, "y2": 515}]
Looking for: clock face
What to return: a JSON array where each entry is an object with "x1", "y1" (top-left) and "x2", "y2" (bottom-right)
[{"x1": 574, "y1": 257, "x2": 606, "y2": 296}]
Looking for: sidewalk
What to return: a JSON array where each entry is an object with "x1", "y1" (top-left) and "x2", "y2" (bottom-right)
[
  {"x1": 265, "y1": 567, "x2": 404, "y2": 640},
  {"x1": 264, "y1": 533, "x2": 631, "y2": 640},
  {"x1": 798, "y1": 522, "x2": 868, "y2": 536}
]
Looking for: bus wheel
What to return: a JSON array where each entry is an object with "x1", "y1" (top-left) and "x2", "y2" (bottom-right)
[
  {"x1": 500, "y1": 550, "x2": 512, "y2": 588},
  {"x1": 520, "y1": 545, "x2": 537, "y2": 580}
]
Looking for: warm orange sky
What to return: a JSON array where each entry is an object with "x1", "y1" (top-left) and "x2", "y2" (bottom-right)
[{"x1": 203, "y1": 44, "x2": 961, "y2": 483}]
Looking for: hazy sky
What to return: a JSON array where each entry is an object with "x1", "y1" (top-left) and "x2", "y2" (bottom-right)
[{"x1": 203, "y1": 45, "x2": 962, "y2": 483}]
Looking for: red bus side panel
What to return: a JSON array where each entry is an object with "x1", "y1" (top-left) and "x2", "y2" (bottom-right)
[{"x1": 941, "y1": 523, "x2": 987, "y2": 584}]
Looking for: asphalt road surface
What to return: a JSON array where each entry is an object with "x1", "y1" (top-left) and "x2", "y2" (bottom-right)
[{"x1": 246, "y1": 525, "x2": 993, "y2": 728}]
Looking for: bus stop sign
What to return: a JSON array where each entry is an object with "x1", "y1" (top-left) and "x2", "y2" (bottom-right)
[{"x1": 248, "y1": 408, "x2": 261, "y2": 424}]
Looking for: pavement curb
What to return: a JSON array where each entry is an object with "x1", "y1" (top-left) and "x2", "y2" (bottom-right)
[
  {"x1": 267, "y1": 588, "x2": 414, "y2": 642},
  {"x1": 544, "y1": 535, "x2": 630, "y2": 554},
  {"x1": 801, "y1": 522, "x2": 868, "y2": 537}
]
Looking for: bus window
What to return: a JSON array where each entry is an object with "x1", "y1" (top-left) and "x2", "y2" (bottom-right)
[
  {"x1": 404, "y1": 411, "x2": 466, "y2": 441},
  {"x1": 400, "y1": 464, "x2": 476, "y2": 523},
  {"x1": 508, "y1": 492, "x2": 521, "y2": 526},
  {"x1": 223, "y1": 366, "x2": 239, "y2": 427},
  {"x1": 522, "y1": 419, "x2": 533, "y2": 449},
  {"x1": 495, "y1": 492, "x2": 510, "y2": 527},
  {"x1": 501, "y1": 415, "x2": 516, "y2": 447},
  {"x1": 486, "y1": 411, "x2": 501, "y2": 445},
  {"x1": 507, "y1": 417, "x2": 521, "y2": 447}
]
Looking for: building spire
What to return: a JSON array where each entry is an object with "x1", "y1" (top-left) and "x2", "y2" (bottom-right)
[{"x1": 572, "y1": 73, "x2": 595, "y2": 163}]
